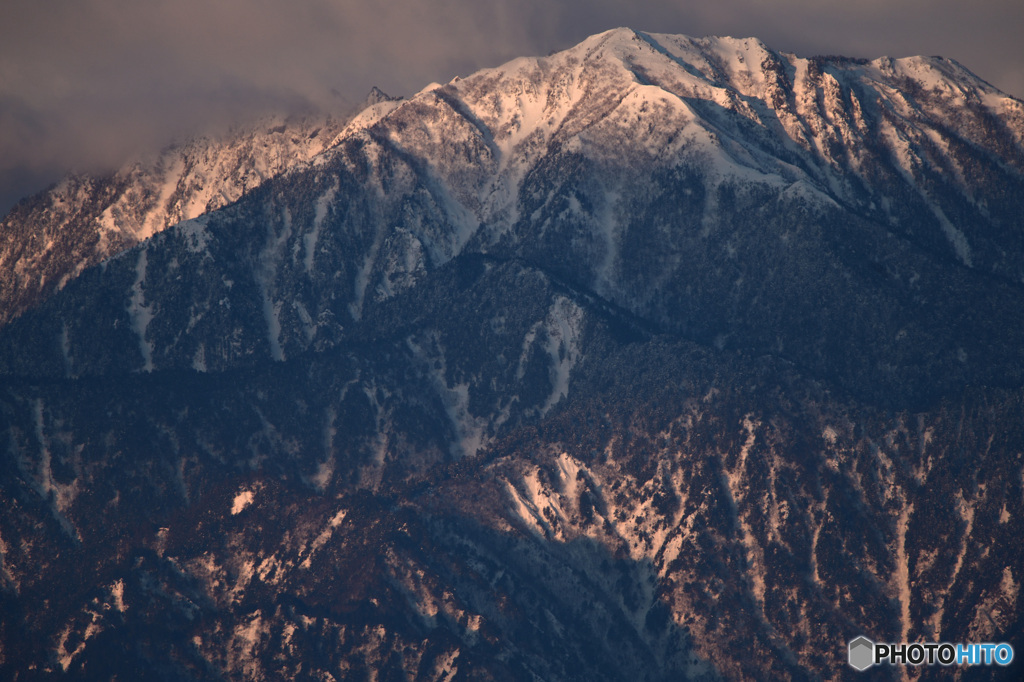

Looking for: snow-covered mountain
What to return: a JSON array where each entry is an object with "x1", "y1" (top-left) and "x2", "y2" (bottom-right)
[
  {"x1": 1, "y1": 29, "x2": 1023, "y2": 680},
  {"x1": 0, "y1": 110, "x2": 369, "y2": 327}
]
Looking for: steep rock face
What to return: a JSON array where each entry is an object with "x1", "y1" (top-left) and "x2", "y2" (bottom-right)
[{"x1": 1, "y1": 28, "x2": 1023, "y2": 680}]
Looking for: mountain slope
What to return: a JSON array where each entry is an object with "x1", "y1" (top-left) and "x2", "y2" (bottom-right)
[
  {"x1": 4, "y1": 29, "x2": 1024, "y2": 404},
  {"x1": 2, "y1": 256, "x2": 1021, "y2": 680},
  {"x1": 1, "y1": 28, "x2": 1023, "y2": 680},
  {"x1": 0, "y1": 110, "x2": 374, "y2": 327}
]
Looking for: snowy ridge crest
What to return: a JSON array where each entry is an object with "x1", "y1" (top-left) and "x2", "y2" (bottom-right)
[{"x1": 2, "y1": 29, "x2": 1023, "y2": 379}]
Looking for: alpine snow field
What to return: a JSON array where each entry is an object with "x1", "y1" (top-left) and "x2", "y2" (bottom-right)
[{"x1": 1, "y1": 29, "x2": 1023, "y2": 680}]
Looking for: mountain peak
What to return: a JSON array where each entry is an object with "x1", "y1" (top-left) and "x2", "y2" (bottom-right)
[{"x1": 365, "y1": 85, "x2": 400, "y2": 106}]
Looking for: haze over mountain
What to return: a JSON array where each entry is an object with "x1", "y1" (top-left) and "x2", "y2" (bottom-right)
[
  {"x1": 2, "y1": 0, "x2": 1022, "y2": 215},
  {"x1": 1, "y1": 29, "x2": 1022, "y2": 680}
]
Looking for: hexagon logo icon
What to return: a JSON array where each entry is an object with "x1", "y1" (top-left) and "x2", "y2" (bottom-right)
[{"x1": 848, "y1": 636, "x2": 874, "y2": 671}]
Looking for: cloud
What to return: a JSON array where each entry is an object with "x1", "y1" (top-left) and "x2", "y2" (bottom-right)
[{"x1": 2, "y1": 0, "x2": 1021, "y2": 213}]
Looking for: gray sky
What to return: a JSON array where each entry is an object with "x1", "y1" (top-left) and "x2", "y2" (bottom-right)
[{"x1": 2, "y1": 0, "x2": 1022, "y2": 214}]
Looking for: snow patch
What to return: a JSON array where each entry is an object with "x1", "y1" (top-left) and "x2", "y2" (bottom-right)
[
  {"x1": 879, "y1": 120, "x2": 973, "y2": 267},
  {"x1": 57, "y1": 615, "x2": 102, "y2": 672},
  {"x1": 264, "y1": 296, "x2": 284, "y2": 361},
  {"x1": 505, "y1": 478, "x2": 550, "y2": 537},
  {"x1": 111, "y1": 579, "x2": 126, "y2": 612},
  {"x1": 348, "y1": 218, "x2": 388, "y2": 320},
  {"x1": 31, "y1": 399, "x2": 80, "y2": 540},
  {"x1": 293, "y1": 300, "x2": 316, "y2": 342},
  {"x1": 715, "y1": 416, "x2": 770, "y2": 610},
  {"x1": 311, "y1": 408, "x2": 337, "y2": 490},
  {"x1": 894, "y1": 503, "x2": 914, "y2": 643},
  {"x1": 231, "y1": 490, "x2": 255, "y2": 515},
  {"x1": 192, "y1": 344, "x2": 207, "y2": 372},
  {"x1": 127, "y1": 248, "x2": 155, "y2": 372},
  {"x1": 595, "y1": 190, "x2": 622, "y2": 291},
  {"x1": 301, "y1": 508, "x2": 347, "y2": 569},
  {"x1": 927, "y1": 489, "x2": 978, "y2": 638},
  {"x1": 515, "y1": 325, "x2": 539, "y2": 381},
  {"x1": 303, "y1": 180, "x2": 338, "y2": 273},
  {"x1": 933, "y1": 203, "x2": 974, "y2": 267},
  {"x1": 312, "y1": 458, "x2": 334, "y2": 492},
  {"x1": 256, "y1": 207, "x2": 292, "y2": 361},
  {"x1": 230, "y1": 611, "x2": 265, "y2": 676},
  {"x1": 60, "y1": 323, "x2": 72, "y2": 377},
  {"x1": 539, "y1": 297, "x2": 584, "y2": 415}
]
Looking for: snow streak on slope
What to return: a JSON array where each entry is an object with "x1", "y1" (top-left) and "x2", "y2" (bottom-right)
[
  {"x1": 127, "y1": 248, "x2": 155, "y2": 372},
  {"x1": 538, "y1": 297, "x2": 583, "y2": 416}
]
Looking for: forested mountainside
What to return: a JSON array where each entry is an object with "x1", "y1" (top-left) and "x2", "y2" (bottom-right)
[{"x1": 1, "y1": 28, "x2": 1022, "y2": 680}]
